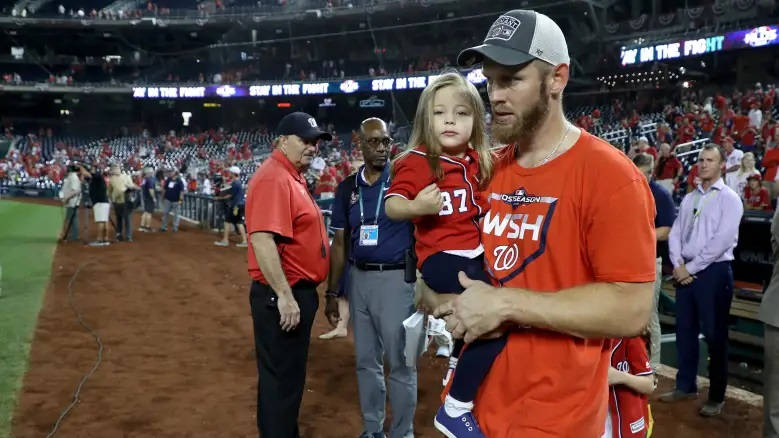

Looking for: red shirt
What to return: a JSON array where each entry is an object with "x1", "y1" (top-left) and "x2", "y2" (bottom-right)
[
  {"x1": 386, "y1": 146, "x2": 486, "y2": 269},
  {"x1": 764, "y1": 94, "x2": 775, "y2": 111},
  {"x1": 471, "y1": 132, "x2": 656, "y2": 437},
  {"x1": 733, "y1": 115, "x2": 749, "y2": 135},
  {"x1": 245, "y1": 149, "x2": 329, "y2": 285},
  {"x1": 687, "y1": 164, "x2": 700, "y2": 188},
  {"x1": 642, "y1": 147, "x2": 657, "y2": 160},
  {"x1": 745, "y1": 186, "x2": 771, "y2": 210},
  {"x1": 655, "y1": 156, "x2": 682, "y2": 180},
  {"x1": 741, "y1": 127, "x2": 757, "y2": 146},
  {"x1": 679, "y1": 125, "x2": 695, "y2": 144},
  {"x1": 607, "y1": 337, "x2": 652, "y2": 438},
  {"x1": 701, "y1": 114, "x2": 714, "y2": 132},
  {"x1": 715, "y1": 95, "x2": 727, "y2": 111},
  {"x1": 763, "y1": 148, "x2": 779, "y2": 182}
]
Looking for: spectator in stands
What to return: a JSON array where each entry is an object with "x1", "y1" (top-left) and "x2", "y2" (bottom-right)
[
  {"x1": 722, "y1": 136, "x2": 743, "y2": 176},
  {"x1": 733, "y1": 109, "x2": 750, "y2": 137},
  {"x1": 764, "y1": 132, "x2": 779, "y2": 199},
  {"x1": 700, "y1": 110, "x2": 715, "y2": 138},
  {"x1": 59, "y1": 163, "x2": 83, "y2": 242},
  {"x1": 633, "y1": 153, "x2": 675, "y2": 370},
  {"x1": 759, "y1": 204, "x2": 779, "y2": 438},
  {"x1": 726, "y1": 152, "x2": 760, "y2": 200},
  {"x1": 139, "y1": 167, "x2": 156, "y2": 232},
  {"x1": 88, "y1": 165, "x2": 111, "y2": 246},
  {"x1": 637, "y1": 137, "x2": 657, "y2": 159},
  {"x1": 661, "y1": 144, "x2": 744, "y2": 417},
  {"x1": 744, "y1": 174, "x2": 771, "y2": 211},
  {"x1": 108, "y1": 164, "x2": 139, "y2": 242},
  {"x1": 214, "y1": 166, "x2": 248, "y2": 248},
  {"x1": 677, "y1": 117, "x2": 696, "y2": 145},
  {"x1": 749, "y1": 102, "x2": 763, "y2": 129},
  {"x1": 160, "y1": 168, "x2": 184, "y2": 232},
  {"x1": 656, "y1": 122, "x2": 673, "y2": 145},
  {"x1": 650, "y1": 142, "x2": 677, "y2": 192}
]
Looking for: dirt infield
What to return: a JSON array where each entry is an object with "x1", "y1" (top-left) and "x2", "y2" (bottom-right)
[{"x1": 9, "y1": 207, "x2": 763, "y2": 437}]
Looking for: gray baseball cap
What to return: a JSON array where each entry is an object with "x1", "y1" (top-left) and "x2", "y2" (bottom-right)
[{"x1": 457, "y1": 10, "x2": 570, "y2": 68}]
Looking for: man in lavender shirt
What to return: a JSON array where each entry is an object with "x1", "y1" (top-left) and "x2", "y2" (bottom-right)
[{"x1": 659, "y1": 144, "x2": 744, "y2": 417}]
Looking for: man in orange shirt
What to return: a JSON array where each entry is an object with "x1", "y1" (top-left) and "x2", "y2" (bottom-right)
[
  {"x1": 245, "y1": 111, "x2": 332, "y2": 437},
  {"x1": 436, "y1": 9, "x2": 656, "y2": 437}
]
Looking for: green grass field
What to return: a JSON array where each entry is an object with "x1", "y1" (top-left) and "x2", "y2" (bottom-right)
[{"x1": 0, "y1": 200, "x2": 62, "y2": 437}]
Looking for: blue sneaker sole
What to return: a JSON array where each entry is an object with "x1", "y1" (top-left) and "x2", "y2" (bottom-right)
[{"x1": 433, "y1": 417, "x2": 458, "y2": 438}]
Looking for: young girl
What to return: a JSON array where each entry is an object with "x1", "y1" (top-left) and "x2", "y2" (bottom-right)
[
  {"x1": 384, "y1": 72, "x2": 498, "y2": 438},
  {"x1": 603, "y1": 336, "x2": 656, "y2": 438}
]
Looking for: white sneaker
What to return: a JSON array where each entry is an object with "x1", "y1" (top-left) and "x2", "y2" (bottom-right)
[
  {"x1": 214, "y1": 241, "x2": 229, "y2": 247},
  {"x1": 436, "y1": 344, "x2": 452, "y2": 357},
  {"x1": 235, "y1": 242, "x2": 248, "y2": 248}
]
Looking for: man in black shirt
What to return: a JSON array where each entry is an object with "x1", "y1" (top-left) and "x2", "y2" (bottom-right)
[
  {"x1": 214, "y1": 166, "x2": 248, "y2": 247},
  {"x1": 87, "y1": 165, "x2": 111, "y2": 246}
]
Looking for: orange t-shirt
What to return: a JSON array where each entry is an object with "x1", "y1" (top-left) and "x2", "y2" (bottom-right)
[{"x1": 474, "y1": 130, "x2": 656, "y2": 438}]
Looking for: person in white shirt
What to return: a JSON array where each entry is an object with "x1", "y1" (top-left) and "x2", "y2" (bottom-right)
[
  {"x1": 722, "y1": 136, "x2": 743, "y2": 176},
  {"x1": 59, "y1": 164, "x2": 83, "y2": 242},
  {"x1": 200, "y1": 174, "x2": 213, "y2": 195},
  {"x1": 725, "y1": 152, "x2": 761, "y2": 199},
  {"x1": 749, "y1": 104, "x2": 763, "y2": 129}
]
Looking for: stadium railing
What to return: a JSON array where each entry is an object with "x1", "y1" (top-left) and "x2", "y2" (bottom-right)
[
  {"x1": 180, "y1": 193, "x2": 222, "y2": 230},
  {"x1": 179, "y1": 192, "x2": 335, "y2": 236}
]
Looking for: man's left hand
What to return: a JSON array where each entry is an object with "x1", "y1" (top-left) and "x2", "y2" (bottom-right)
[
  {"x1": 673, "y1": 263, "x2": 693, "y2": 283},
  {"x1": 674, "y1": 262, "x2": 696, "y2": 285},
  {"x1": 433, "y1": 271, "x2": 506, "y2": 344}
]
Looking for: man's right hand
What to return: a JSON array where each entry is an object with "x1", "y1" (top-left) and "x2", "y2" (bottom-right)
[
  {"x1": 324, "y1": 295, "x2": 340, "y2": 327},
  {"x1": 277, "y1": 293, "x2": 301, "y2": 331},
  {"x1": 412, "y1": 183, "x2": 443, "y2": 216}
]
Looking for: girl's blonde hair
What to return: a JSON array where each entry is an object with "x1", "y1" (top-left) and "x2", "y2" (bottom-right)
[
  {"x1": 394, "y1": 71, "x2": 493, "y2": 188},
  {"x1": 740, "y1": 152, "x2": 756, "y2": 173}
]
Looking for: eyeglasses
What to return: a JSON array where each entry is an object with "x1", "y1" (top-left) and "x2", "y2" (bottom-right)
[{"x1": 363, "y1": 137, "x2": 392, "y2": 148}]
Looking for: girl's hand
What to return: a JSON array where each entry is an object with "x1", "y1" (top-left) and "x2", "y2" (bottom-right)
[{"x1": 412, "y1": 183, "x2": 443, "y2": 216}]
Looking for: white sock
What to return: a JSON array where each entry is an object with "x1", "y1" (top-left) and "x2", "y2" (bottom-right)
[
  {"x1": 448, "y1": 356, "x2": 459, "y2": 369},
  {"x1": 444, "y1": 394, "x2": 473, "y2": 418}
]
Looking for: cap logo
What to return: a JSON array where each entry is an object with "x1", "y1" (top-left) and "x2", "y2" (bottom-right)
[
  {"x1": 486, "y1": 15, "x2": 520, "y2": 42},
  {"x1": 308, "y1": 118, "x2": 318, "y2": 128}
]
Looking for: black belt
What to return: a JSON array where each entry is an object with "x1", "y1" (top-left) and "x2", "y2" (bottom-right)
[
  {"x1": 253, "y1": 280, "x2": 318, "y2": 289},
  {"x1": 354, "y1": 261, "x2": 405, "y2": 272}
]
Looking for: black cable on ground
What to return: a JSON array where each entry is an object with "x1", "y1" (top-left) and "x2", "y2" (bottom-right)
[{"x1": 46, "y1": 263, "x2": 104, "y2": 438}]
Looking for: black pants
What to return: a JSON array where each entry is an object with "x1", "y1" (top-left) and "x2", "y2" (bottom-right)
[
  {"x1": 250, "y1": 280, "x2": 319, "y2": 437},
  {"x1": 114, "y1": 202, "x2": 132, "y2": 240}
]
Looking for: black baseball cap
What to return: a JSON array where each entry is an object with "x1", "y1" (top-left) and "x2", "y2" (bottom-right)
[
  {"x1": 457, "y1": 10, "x2": 570, "y2": 68},
  {"x1": 277, "y1": 112, "x2": 332, "y2": 141}
]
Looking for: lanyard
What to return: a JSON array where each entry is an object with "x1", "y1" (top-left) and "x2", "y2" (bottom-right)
[
  {"x1": 358, "y1": 181, "x2": 385, "y2": 225},
  {"x1": 692, "y1": 189, "x2": 717, "y2": 219},
  {"x1": 685, "y1": 189, "x2": 718, "y2": 243}
]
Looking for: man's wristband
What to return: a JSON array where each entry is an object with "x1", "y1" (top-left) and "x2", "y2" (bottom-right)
[{"x1": 325, "y1": 290, "x2": 339, "y2": 298}]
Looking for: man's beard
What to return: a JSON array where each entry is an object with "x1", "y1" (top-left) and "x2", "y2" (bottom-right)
[{"x1": 491, "y1": 80, "x2": 550, "y2": 145}]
